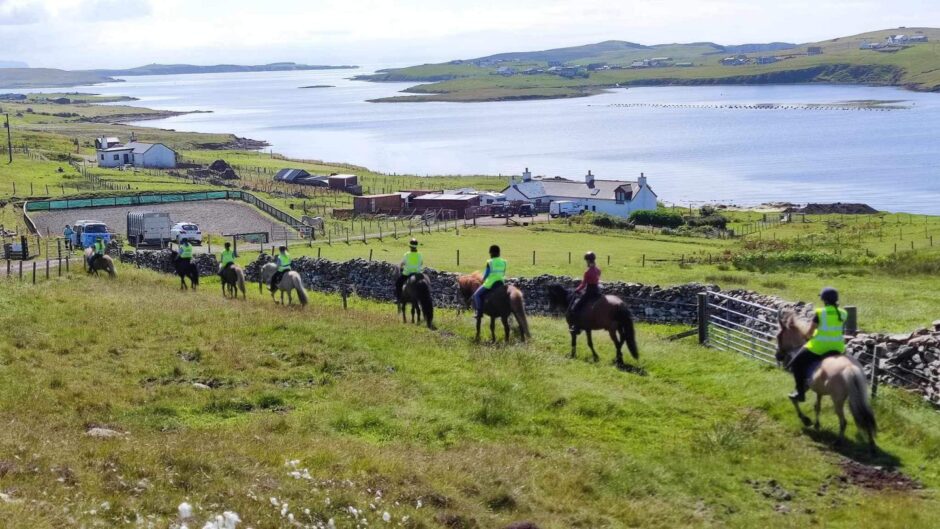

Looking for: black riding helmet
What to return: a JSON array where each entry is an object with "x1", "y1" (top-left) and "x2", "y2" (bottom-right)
[
  {"x1": 410, "y1": 238, "x2": 419, "y2": 248},
  {"x1": 820, "y1": 287, "x2": 839, "y2": 305},
  {"x1": 489, "y1": 244, "x2": 501, "y2": 257},
  {"x1": 584, "y1": 251, "x2": 596, "y2": 262},
  {"x1": 279, "y1": 245, "x2": 287, "y2": 252}
]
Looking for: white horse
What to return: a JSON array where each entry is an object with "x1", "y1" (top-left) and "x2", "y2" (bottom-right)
[{"x1": 259, "y1": 262, "x2": 308, "y2": 306}]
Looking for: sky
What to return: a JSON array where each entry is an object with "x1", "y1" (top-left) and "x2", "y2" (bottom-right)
[{"x1": 1, "y1": 0, "x2": 938, "y2": 69}]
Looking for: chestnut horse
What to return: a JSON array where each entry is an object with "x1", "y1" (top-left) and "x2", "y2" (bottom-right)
[
  {"x1": 546, "y1": 284, "x2": 638, "y2": 369},
  {"x1": 457, "y1": 272, "x2": 530, "y2": 342},
  {"x1": 777, "y1": 310, "x2": 876, "y2": 452}
]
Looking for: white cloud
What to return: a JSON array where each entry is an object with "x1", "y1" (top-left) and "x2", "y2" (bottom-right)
[
  {"x1": 0, "y1": 0, "x2": 48, "y2": 25},
  {"x1": 75, "y1": 0, "x2": 152, "y2": 21}
]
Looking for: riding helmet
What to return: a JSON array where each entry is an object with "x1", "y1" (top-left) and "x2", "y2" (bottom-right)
[
  {"x1": 181, "y1": 238, "x2": 188, "y2": 244},
  {"x1": 489, "y1": 244, "x2": 501, "y2": 257},
  {"x1": 279, "y1": 245, "x2": 287, "y2": 252},
  {"x1": 410, "y1": 238, "x2": 419, "y2": 248},
  {"x1": 820, "y1": 287, "x2": 839, "y2": 304},
  {"x1": 584, "y1": 251, "x2": 596, "y2": 262}
]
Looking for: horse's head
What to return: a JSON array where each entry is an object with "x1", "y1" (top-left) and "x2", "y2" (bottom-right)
[
  {"x1": 546, "y1": 283, "x2": 571, "y2": 313},
  {"x1": 776, "y1": 310, "x2": 812, "y2": 365}
]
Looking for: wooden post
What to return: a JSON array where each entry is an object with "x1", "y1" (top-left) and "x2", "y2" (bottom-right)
[
  {"x1": 568, "y1": 251, "x2": 571, "y2": 264},
  {"x1": 18, "y1": 261, "x2": 22, "y2": 280},
  {"x1": 456, "y1": 249, "x2": 460, "y2": 266},
  {"x1": 844, "y1": 306, "x2": 858, "y2": 335},
  {"x1": 697, "y1": 292, "x2": 709, "y2": 344},
  {"x1": 32, "y1": 262, "x2": 36, "y2": 284},
  {"x1": 642, "y1": 254, "x2": 646, "y2": 267},
  {"x1": 65, "y1": 256, "x2": 69, "y2": 272},
  {"x1": 532, "y1": 250, "x2": 535, "y2": 265},
  {"x1": 870, "y1": 345, "x2": 882, "y2": 400},
  {"x1": 45, "y1": 259, "x2": 49, "y2": 279},
  {"x1": 369, "y1": 249, "x2": 373, "y2": 261},
  {"x1": 342, "y1": 288, "x2": 348, "y2": 310},
  {"x1": 317, "y1": 247, "x2": 321, "y2": 259}
]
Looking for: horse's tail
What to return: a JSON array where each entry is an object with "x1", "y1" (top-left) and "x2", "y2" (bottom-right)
[
  {"x1": 235, "y1": 267, "x2": 246, "y2": 298},
  {"x1": 616, "y1": 303, "x2": 639, "y2": 360},
  {"x1": 845, "y1": 364, "x2": 877, "y2": 444},
  {"x1": 416, "y1": 280, "x2": 434, "y2": 328},
  {"x1": 292, "y1": 274, "x2": 308, "y2": 306},
  {"x1": 511, "y1": 289, "x2": 531, "y2": 338},
  {"x1": 192, "y1": 267, "x2": 200, "y2": 285},
  {"x1": 106, "y1": 258, "x2": 116, "y2": 279}
]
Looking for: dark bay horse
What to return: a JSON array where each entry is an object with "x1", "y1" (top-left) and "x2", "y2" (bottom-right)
[
  {"x1": 777, "y1": 310, "x2": 877, "y2": 452},
  {"x1": 546, "y1": 284, "x2": 638, "y2": 369},
  {"x1": 399, "y1": 273, "x2": 435, "y2": 329},
  {"x1": 220, "y1": 264, "x2": 247, "y2": 299},
  {"x1": 170, "y1": 250, "x2": 199, "y2": 290},
  {"x1": 457, "y1": 272, "x2": 530, "y2": 342}
]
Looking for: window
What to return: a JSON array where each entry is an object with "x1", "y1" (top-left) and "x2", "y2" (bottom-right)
[
  {"x1": 100, "y1": 154, "x2": 104, "y2": 161},
  {"x1": 113, "y1": 155, "x2": 120, "y2": 161},
  {"x1": 592, "y1": 206, "x2": 596, "y2": 212}
]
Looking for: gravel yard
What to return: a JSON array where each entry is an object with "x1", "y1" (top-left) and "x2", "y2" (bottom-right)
[{"x1": 31, "y1": 200, "x2": 295, "y2": 241}]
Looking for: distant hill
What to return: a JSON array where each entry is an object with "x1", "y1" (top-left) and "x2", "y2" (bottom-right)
[
  {"x1": 0, "y1": 60, "x2": 29, "y2": 69},
  {"x1": 0, "y1": 62, "x2": 358, "y2": 89},
  {"x1": 357, "y1": 27, "x2": 940, "y2": 103},
  {"x1": 89, "y1": 62, "x2": 358, "y2": 77}
]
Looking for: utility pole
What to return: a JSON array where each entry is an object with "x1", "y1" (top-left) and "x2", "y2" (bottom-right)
[{"x1": 4, "y1": 113, "x2": 11, "y2": 163}]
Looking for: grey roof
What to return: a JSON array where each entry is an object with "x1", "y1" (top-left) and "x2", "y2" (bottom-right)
[
  {"x1": 98, "y1": 142, "x2": 174, "y2": 154},
  {"x1": 275, "y1": 168, "x2": 311, "y2": 182},
  {"x1": 413, "y1": 193, "x2": 480, "y2": 201},
  {"x1": 503, "y1": 177, "x2": 651, "y2": 201}
]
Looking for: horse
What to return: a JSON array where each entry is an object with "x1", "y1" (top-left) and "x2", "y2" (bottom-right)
[
  {"x1": 457, "y1": 272, "x2": 530, "y2": 343},
  {"x1": 170, "y1": 250, "x2": 199, "y2": 290},
  {"x1": 776, "y1": 310, "x2": 877, "y2": 452},
  {"x1": 259, "y1": 262, "x2": 308, "y2": 306},
  {"x1": 82, "y1": 247, "x2": 116, "y2": 279},
  {"x1": 546, "y1": 284, "x2": 638, "y2": 368},
  {"x1": 220, "y1": 264, "x2": 247, "y2": 299},
  {"x1": 399, "y1": 273, "x2": 435, "y2": 329}
]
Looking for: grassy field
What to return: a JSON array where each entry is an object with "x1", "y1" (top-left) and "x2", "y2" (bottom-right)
[
  {"x1": 0, "y1": 268, "x2": 939, "y2": 528},
  {"x1": 361, "y1": 28, "x2": 940, "y2": 102}
]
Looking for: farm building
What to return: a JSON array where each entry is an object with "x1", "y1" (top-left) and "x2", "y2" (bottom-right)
[
  {"x1": 94, "y1": 137, "x2": 121, "y2": 149},
  {"x1": 275, "y1": 168, "x2": 329, "y2": 186},
  {"x1": 328, "y1": 174, "x2": 358, "y2": 191},
  {"x1": 97, "y1": 141, "x2": 177, "y2": 169},
  {"x1": 411, "y1": 194, "x2": 481, "y2": 216},
  {"x1": 353, "y1": 194, "x2": 403, "y2": 214},
  {"x1": 501, "y1": 168, "x2": 657, "y2": 218}
]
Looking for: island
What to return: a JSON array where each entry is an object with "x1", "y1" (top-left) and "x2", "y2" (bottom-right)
[{"x1": 354, "y1": 27, "x2": 940, "y2": 103}]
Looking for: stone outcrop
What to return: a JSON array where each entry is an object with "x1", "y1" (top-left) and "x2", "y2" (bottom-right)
[{"x1": 119, "y1": 250, "x2": 218, "y2": 276}]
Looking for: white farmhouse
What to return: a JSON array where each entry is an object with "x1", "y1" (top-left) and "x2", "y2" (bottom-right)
[
  {"x1": 501, "y1": 168, "x2": 658, "y2": 218},
  {"x1": 97, "y1": 141, "x2": 177, "y2": 169}
]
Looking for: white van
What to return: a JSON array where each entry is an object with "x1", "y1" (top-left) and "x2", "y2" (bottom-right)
[{"x1": 550, "y1": 200, "x2": 579, "y2": 218}]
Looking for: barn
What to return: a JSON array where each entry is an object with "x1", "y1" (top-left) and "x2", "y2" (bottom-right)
[
  {"x1": 353, "y1": 194, "x2": 403, "y2": 214},
  {"x1": 411, "y1": 193, "x2": 481, "y2": 217}
]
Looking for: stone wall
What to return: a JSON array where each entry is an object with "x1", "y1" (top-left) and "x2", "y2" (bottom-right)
[
  {"x1": 119, "y1": 250, "x2": 218, "y2": 276},
  {"x1": 845, "y1": 324, "x2": 940, "y2": 406}
]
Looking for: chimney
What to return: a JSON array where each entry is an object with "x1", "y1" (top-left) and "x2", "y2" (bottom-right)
[
  {"x1": 638, "y1": 172, "x2": 647, "y2": 188},
  {"x1": 522, "y1": 167, "x2": 532, "y2": 182},
  {"x1": 585, "y1": 170, "x2": 594, "y2": 188}
]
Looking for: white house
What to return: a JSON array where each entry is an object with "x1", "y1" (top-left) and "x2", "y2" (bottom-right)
[
  {"x1": 97, "y1": 141, "x2": 177, "y2": 169},
  {"x1": 501, "y1": 168, "x2": 658, "y2": 218}
]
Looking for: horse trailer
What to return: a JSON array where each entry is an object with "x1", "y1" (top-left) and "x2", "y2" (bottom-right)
[{"x1": 127, "y1": 211, "x2": 172, "y2": 247}]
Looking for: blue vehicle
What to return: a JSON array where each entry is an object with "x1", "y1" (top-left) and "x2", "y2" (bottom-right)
[{"x1": 73, "y1": 220, "x2": 112, "y2": 249}]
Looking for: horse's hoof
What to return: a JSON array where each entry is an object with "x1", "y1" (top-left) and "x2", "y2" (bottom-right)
[
  {"x1": 814, "y1": 422, "x2": 821, "y2": 430},
  {"x1": 800, "y1": 416, "x2": 813, "y2": 427}
]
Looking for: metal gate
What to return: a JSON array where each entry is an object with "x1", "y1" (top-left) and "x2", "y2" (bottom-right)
[{"x1": 700, "y1": 291, "x2": 780, "y2": 364}]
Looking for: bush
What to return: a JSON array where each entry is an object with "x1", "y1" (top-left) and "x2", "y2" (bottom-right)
[
  {"x1": 629, "y1": 209, "x2": 685, "y2": 228},
  {"x1": 686, "y1": 214, "x2": 728, "y2": 230},
  {"x1": 699, "y1": 205, "x2": 717, "y2": 216},
  {"x1": 732, "y1": 250, "x2": 864, "y2": 272}
]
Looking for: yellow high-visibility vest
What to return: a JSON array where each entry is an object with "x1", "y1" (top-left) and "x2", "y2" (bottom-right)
[{"x1": 806, "y1": 306, "x2": 847, "y2": 354}]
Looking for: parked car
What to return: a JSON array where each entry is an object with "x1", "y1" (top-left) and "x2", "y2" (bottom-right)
[
  {"x1": 170, "y1": 222, "x2": 202, "y2": 244},
  {"x1": 72, "y1": 220, "x2": 112, "y2": 248},
  {"x1": 550, "y1": 200, "x2": 580, "y2": 218},
  {"x1": 517, "y1": 203, "x2": 535, "y2": 217}
]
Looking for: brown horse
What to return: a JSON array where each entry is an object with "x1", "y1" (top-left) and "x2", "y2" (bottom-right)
[
  {"x1": 83, "y1": 247, "x2": 116, "y2": 278},
  {"x1": 457, "y1": 272, "x2": 530, "y2": 342},
  {"x1": 399, "y1": 273, "x2": 435, "y2": 329},
  {"x1": 777, "y1": 310, "x2": 877, "y2": 452},
  {"x1": 220, "y1": 264, "x2": 247, "y2": 299},
  {"x1": 546, "y1": 284, "x2": 638, "y2": 368}
]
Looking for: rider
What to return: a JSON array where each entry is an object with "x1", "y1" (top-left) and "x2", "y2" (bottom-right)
[
  {"x1": 88, "y1": 236, "x2": 106, "y2": 269},
  {"x1": 218, "y1": 242, "x2": 236, "y2": 277},
  {"x1": 568, "y1": 251, "x2": 602, "y2": 333},
  {"x1": 63, "y1": 224, "x2": 74, "y2": 251},
  {"x1": 178, "y1": 238, "x2": 194, "y2": 265},
  {"x1": 472, "y1": 245, "x2": 507, "y2": 319},
  {"x1": 396, "y1": 238, "x2": 423, "y2": 302},
  {"x1": 787, "y1": 287, "x2": 848, "y2": 402},
  {"x1": 270, "y1": 245, "x2": 292, "y2": 292}
]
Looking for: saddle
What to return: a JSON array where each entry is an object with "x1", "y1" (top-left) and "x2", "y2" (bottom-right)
[{"x1": 800, "y1": 352, "x2": 840, "y2": 383}]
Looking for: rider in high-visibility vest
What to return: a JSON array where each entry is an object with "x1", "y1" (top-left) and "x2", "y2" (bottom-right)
[
  {"x1": 270, "y1": 246, "x2": 292, "y2": 292},
  {"x1": 788, "y1": 287, "x2": 848, "y2": 402},
  {"x1": 396, "y1": 238, "x2": 423, "y2": 302},
  {"x1": 472, "y1": 245, "x2": 507, "y2": 319},
  {"x1": 218, "y1": 242, "x2": 236, "y2": 277},
  {"x1": 89, "y1": 236, "x2": 106, "y2": 269},
  {"x1": 568, "y1": 251, "x2": 602, "y2": 333},
  {"x1": 178, "y1": 238, "x2": 194, "y2": 261}
]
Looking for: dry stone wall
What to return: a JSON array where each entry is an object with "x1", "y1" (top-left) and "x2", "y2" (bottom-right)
[{"x1": 119, "y1": 250, "x2": 219, "y2": 276}]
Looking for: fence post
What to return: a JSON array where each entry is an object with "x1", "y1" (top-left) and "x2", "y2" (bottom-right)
[
  {"x1": 317, "y1": 247, "x2": 321, "y2": 259},
  {"x1": 369, "y1": 249, "x2": 373, "y2": 261},
  {"x1": 342, "y1": 287, "x2": 348, "y2": 310},
  {"x1": 19, "y1": 261, "x2": 23, "y2": 280},
  {"x1": 532, "y1": 250, "x2": 535, "y2": 265},
  {"x1": 642, "y1": 254, "x2": 646, "y2": 267},
  {"x1": 66, "y1": 256, "x2": 69, "y2": 273},
  {"x1": 456, "y1": 249, "x2": 460, "y2": 266},
  {"x1": 32, "y1": 262, "x2": 36, "y2": 284},
  {"x1": 45, "y1": 259, "x2": 49, "y2": 279},
  {"x1": 844, "y1": 306, "x2": 858, "y2": 335},
  {"x1": 697, "y1": 292, "x2": 709, "y2": 345},
  {"x1": 870, "y1": 345, "x2": 882, "y2": 400}
]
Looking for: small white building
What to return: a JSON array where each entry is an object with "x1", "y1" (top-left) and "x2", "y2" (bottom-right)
[
  {"x1": 97, "y1": 141, "x2": 177, "y2": 169},
  {"x1": 501, "y1": 168, "x2": 658, "y2": 218}
]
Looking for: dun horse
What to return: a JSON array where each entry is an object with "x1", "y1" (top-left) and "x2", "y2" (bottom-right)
[
  {"x1": 220, "y1": 265, "x2": 247, "y2": 299},
  {"x1": 457, "y1": 272, "x2": 530, "y2": 342},
  {"x1": 399, "y1": 274, "x2": 435, "y2": 329},
  {"x1": 259, "y1": 262, "x2": 308, "y2": 306},
  {"x1": 546, "y1": 284, "x2": 638, "y2": 368},
  {"x1": 83, "y1": 247, "x2": 116, "y2": 278},
  {"x1": 170, "y1": 250, "x2": 199, "y2": 290},
  {"x1": 777, "y1": 310, "x2": 877, "y2": 452}
]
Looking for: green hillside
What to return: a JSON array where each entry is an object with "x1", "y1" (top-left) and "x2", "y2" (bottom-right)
[{"x1": 358, "y1": 28, "x2": 940, "y2": 102}]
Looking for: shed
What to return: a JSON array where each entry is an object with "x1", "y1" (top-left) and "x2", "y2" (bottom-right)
[
  {"x1": 328, "y1": 174, "x2": 358, "y2": 191},
  {"x1": 411, "y1": 194, "x2": 481, "y2": 216},
  {"x1": 275, "y1": 168, "x2": 311, "y2": 183},
  {"x1": 353, "y1": 194, "x2": 403, "y2": 214}
]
